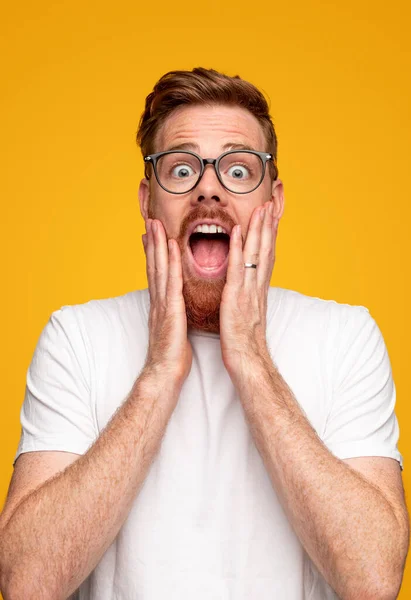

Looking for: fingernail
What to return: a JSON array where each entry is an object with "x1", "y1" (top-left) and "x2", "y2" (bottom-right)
[{"x1": 152, "y1": 221, "x2": 157, "y2": 233}]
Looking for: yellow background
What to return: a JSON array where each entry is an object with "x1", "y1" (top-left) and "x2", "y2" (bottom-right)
[{"x1": 1, "y1": 0, "x2": 410, "y2": 596}]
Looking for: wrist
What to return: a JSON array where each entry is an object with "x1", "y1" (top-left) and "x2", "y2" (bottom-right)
[
  {"x1": 140, "y1": 362, "x2": 186, "y2": 394},
  {"x1": 223, "y1": 340, "x2": 271, "y2": 381},
  {"x1": 232, "y1": 355, "x2": 278, "y2": 405}
]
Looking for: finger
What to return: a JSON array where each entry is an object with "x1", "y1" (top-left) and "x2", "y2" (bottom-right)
[
  {"x1": 166, "y1": 239, "x2": 184, "y2": 305},
  {"x1": 243, "y1": 206, "x2": 264, "y2": 288},
  {"x1": 257, "y1": 201, "x2": 275, "y2": 288},
  {"x1": 226, "y1": 224, "x2": 244, "y2": 289},
  {"x1": 145, "y1": 219, "x2": 156, "y2": 304},
  {"x1": 153, "y1": 219, "x2": 169, "y2": 301}
]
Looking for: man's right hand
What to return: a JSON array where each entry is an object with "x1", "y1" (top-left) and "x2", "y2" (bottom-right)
[{"x1": 142, "y1": 218, "x2": 192, "y2": 386}]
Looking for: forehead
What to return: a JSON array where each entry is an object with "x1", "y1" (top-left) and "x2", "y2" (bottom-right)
[{"x1": 154, "y1": 104, "x2": 266, "y2": 153}]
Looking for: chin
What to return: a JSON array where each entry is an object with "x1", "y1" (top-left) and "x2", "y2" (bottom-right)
[{"x1": 182, "y1": 272, "x2": 225, "y2": 334}]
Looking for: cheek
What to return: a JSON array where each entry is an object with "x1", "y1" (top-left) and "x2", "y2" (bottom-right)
[
  {"x1": 236, "y1": 187, "x2": 270, "y2": 234},
  {"x1": 236, "y1": 206, "x2": 258, "y2": 236},
  {"x1": 147, "y1": 189, "x2": 182, "y2": 236},
  {"x1": 150, "y1": 208, "x2": 185, "y2": 240}
]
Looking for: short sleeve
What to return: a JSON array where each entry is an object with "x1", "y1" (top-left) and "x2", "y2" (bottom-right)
[
  {"x1": 323, "y1": 305, "x2": 403, "y2": 471},
  {"x1": 13, "y1": 305, "x2": 98, "y2": 467}
]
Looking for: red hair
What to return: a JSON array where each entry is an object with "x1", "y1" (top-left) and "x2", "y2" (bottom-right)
[{"x1": 136, "y1": 67, "x2": 278, "y2": 178}]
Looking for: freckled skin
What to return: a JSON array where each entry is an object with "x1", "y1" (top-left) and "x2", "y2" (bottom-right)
[{"x1": 138, "y1": 104, "x2": 285, "y2": 331}]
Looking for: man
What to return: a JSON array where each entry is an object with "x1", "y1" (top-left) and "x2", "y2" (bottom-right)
[{"x1": 0, "y1": 68, "x2": 408, "y2": 599}]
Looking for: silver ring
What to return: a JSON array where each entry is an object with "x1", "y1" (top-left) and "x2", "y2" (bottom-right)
[{"x1": 244, "y1": 263, "x2": 257, "y2": 269}]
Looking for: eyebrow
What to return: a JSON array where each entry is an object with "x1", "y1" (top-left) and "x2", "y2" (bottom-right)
[{"x1": 163, "y1": 142, "x2": 258, "y2": 153}]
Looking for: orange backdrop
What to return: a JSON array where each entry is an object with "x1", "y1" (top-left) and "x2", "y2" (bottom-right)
[{"x1": 1, "y1": 0, "x2": 410, "y2": 596}]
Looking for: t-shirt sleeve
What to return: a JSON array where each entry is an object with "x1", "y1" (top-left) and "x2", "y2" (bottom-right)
[
  {"x1": 13, "y1": 305, "x2": 98, "y2": 467},
  {"x1": 323, "y1": 305, "x2": 404, "y2": 471}
]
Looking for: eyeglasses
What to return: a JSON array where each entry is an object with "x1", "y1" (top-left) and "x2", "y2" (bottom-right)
[{"x1": 144, "y1": 149, "x2": 278, "y2": 195}]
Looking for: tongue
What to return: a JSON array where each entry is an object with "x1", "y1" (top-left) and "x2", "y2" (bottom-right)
[{"x1": 190, "y1": 237, "x2": 229, "y2": 268}]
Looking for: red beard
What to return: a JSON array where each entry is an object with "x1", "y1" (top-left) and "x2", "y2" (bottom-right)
[{"x1": 181, "y1": 272, "x2": 225, "y2": 334}]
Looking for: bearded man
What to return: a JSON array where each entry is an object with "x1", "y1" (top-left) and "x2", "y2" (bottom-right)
[{"x1": 0, "y1": 68, "x2": 408, "y2": 600}]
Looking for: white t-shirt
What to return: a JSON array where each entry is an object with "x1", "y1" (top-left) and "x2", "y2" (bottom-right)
[{"x1": 14, "y1": 286, "x2": 403, "y2": 600}]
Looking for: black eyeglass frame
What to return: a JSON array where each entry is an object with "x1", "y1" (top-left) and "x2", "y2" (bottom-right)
[{"x1": 143, "y1": 149, "x2": 278, "y2": 195}]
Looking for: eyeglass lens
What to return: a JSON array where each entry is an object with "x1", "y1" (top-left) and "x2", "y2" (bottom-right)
[{"x1": 155, "y1": 152, "x2": 264, "y2": 193}]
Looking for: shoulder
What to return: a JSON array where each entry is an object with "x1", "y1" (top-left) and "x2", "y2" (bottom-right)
[
  {"x1": 268, "y1": 286, "x2": 370, "y2": 327},
  {"x1": 44, "y1": 289, "x2": 150, "y2": 363},
  {"x1": 56, "y1": 288, "x2": 149, "y2": 332}
]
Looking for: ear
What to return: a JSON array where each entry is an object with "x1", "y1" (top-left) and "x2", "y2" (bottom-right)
[
  {"x1": 138, "y1": 178, "x2": 150, "y2": 221},
  {"x1": 271, "y1": 178, "x2": 285, "y2": 221}
]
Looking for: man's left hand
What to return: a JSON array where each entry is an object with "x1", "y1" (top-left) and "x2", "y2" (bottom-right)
[{"x1": 220, "y1": 200, "x2": 279, "y2": 384}]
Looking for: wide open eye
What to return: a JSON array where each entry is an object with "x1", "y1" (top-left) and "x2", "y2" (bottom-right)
[
  {"x1": 171, "y1": 164, "x2": 195, "y2": 178},
  {"x1": 226, "y1": 164, "x2": 250, "y2": 180},
  {"x1": 219, "y1": 152, "x2": 262, "y2": 192}
]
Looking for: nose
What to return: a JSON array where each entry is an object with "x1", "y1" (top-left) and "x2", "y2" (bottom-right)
[{"x1": 190, "y1": 163, "x2": 228, "y2": 207}]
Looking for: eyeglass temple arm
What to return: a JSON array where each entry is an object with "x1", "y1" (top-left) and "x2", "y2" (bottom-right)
[{"x1": 144, "y1": 155, "x2": 152, "y2": 179}]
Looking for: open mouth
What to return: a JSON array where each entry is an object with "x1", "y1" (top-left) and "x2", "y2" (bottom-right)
[{"x1": 188, "y1": 231, "x2": 231, "y2": 277}]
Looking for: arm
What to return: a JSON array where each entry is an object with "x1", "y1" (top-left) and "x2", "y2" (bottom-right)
[
  {"x1": 0, "y1": 217, "x2": 191, "y2": 600},
  {"x1": 219, "y1": 203, "x2": 409, "y2": 600},
  {"x1": 0, "y1": 367, "x2": 182, "y2": 600},
  {"x1": 235, "y1": 355, "x2": 409, "y2": 600}
]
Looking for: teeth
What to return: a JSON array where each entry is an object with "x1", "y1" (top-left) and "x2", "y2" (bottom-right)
[{"x1": 193, "y1": 223, "x2": 228, "y2": 234}]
